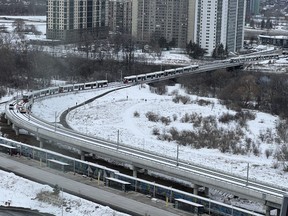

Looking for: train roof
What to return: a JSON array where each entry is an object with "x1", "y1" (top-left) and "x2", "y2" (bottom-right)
[{"x1": 123, "y1": 75, "x2": 137, "y2": 79}]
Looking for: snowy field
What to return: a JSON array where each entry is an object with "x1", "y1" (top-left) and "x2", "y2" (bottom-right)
[
  {"x1": 0, "y1": 170, "x2": 128, "y2": 216},
  {"x1": 29, "y1": 82, "x2": 288, "y2": 214},
  {"x1": 31, "y1": 83, "x2": 288, "y2": 190},
  {"x1": 0, "y1": 16, "x2": 46, "y2": 40},
  {"x1": 0, "y1": 15, "x2": 287, "y2": 216}
]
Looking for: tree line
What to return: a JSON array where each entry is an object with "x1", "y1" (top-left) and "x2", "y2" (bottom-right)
[
  {"x1": 0, "y1": 0, "x2": 46, "y2": 16},
  {"x1": 177, "y1": 70, "x2": 288, "y2": 118},
  {"x1": 0, "y1": 30, "x2": 176, "y2": 98}
]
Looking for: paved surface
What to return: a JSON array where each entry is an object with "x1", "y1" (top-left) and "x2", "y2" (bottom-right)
[
  {"x1": 0, "y1": 207, "x2": 54, "y2": 216},
  {"x1": 0, "y1": 154, "x2": 195, "y2": 216}
]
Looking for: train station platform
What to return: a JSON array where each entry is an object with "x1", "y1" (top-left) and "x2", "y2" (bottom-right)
[{"x1": 0, "y1": 154, "x2": 194, "y2": 216}]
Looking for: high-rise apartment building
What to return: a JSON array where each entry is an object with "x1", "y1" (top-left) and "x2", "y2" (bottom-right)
[
  {"x1": 131, "y1": 0, "x2": 192, "y2": 48},
  {"x1": 246, "y1": 0, "x2": 260, "y2": 19},
  {"x1": 194, "y1": 0, "x2": 245, "y2": 55},
  {"x1": 108, "y1": 0, "x2": 132, "y2": 34},
  {"x1": 46, "y1": 0, "x2": 109, "y2": 42}
]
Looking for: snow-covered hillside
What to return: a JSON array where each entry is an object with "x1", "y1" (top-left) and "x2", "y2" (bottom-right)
[
  {"x1": 0, "y1": 170, "x2": 128, "y2": 216},
  {"x1": 31, "y1": 83, "x2": 288, "y2": 190}
]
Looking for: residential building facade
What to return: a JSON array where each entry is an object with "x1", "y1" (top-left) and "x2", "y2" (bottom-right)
[
  {"x1": 246, "y1": 0, "x2": 260, "y2": 20},
  {"x1": 46, "y1": 0, "x2": 245, "y2": 55},
  {"x1": 131, "y1": 0, "x2": 192, "y2": 48},
  {"x1": 108, "y1": 0, "x2": 132, "y2": 34},
  {"x1": 194, "y1": 0, "x2": 245, "y2": 55},
  {"x1": 46, "y1": 0, "x2": 109, "y2": 42}
]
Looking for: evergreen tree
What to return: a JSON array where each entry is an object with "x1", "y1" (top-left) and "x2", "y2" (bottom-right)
[
  {"x1": 212, "y1": 43, "x2": 227, "y2": 59},
  {"x1": 186, "y1": 41, "x2": 207, "y2": 59},
  {"x1": 260, "y1": 19, "x2": 266, "y2": 29}
]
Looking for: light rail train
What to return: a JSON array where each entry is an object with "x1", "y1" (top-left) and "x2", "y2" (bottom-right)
[
  {"x1": 229, "y1": 53, "x2": 279, "y2": 63},
  {"x1": 123, "y1": 64, "x2": 199, "y2": 83},
  {"x1": 20, "y1": 80, "x2": 108, "y2": 102},
  {"x1": 16, "y1": 80, "x2": 108, "y2": 113}
]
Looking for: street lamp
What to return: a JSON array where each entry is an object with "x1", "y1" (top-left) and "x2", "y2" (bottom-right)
[
  {"x1": 54, "y1": 111, "x2": 57, "y2": 131},
  {"x1": 176, "y1": 144, "x2": 179, "y2": 166},
  {"x1": 246, "y1": 163, "x2": 250, "y2": 186}
]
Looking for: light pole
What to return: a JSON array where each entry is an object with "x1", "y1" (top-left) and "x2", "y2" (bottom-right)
[
  {"x1": 117, "y1": 130, "x2": 120, "y2": 150},
  {"x1": 54, "y1": 111, "x2": 57, "y2": 131},
  {"x1": 176, "y1": 144, "x2": 179, "y2": 166},
  {"x1": 246, "y1": 163, "x2": 249, "y2": 186},
  {"x1": 120, "y1": 70, "x2": 122, "y2": 81},
  {"x1": 61, "y1": 187, "x2": 64, "y2": 216}
]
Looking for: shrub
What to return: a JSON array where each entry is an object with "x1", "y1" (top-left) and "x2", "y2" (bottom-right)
[
  {"x1": 152, "y1": 128, "x2": 160, "y2": 136},
  {"x1": 160, "y1": 116, "x2": 171, "y2": 125},
  {"x1": 265, "y1": 148, "x2": 273, "y2": 159},
  {"x1": 133, "y1": 111, "x2": 140, "y2": 117},
  {"x1": 170, "y1": 89, "x2": 179, "y2": 96},
  {"x1": 180, "y1": 95, "x2": 191, "y2": 104},
  {"x1": 180, "y1": 113, "x2": 190, "y2": 123},
  {"x1": 146, "y1": 111, "x2": 159, "y2": 122},
  {"x1": 172, "y1": 114, "x2": 177, "y2": 121},
  {"x1": 276, "y1": 120, "x2": 288, "y2": 143},
  {"x1": 172, "y1": 95, "x2": 190, "y2": 104},
  {"x1": 169, "y1": 127, "x2": 179, "y2": 140},
  {"x1": 252, "y1": 143, "x2": 260, "y2": 156},
  {"x1": 0, "y1": 87, "x2": 6, "y2": 98},
  {"x1": 271, "y1": 161, "x2": 279, "y2": 169},
  {"x1": 197, "y1": 99, "x2": 212, "y2": 106},
  {"x1": 53, "y1": 184, "x2": 60, "y2": 195},
  {"x1": 219, "y1": 113, "x2": 235, "y2": 123},
  {"x1": 193, "y1": 115, "x2": 202, "y2": 128},
  {"x1": 155, "y1": 86, "x2": 167, "y2": 95},
  {"x1": 158, "y1": 133, "x2": 172, "y2": 142},
  {"x1": 172, "y1": 95, "x2": 180, "y2": 103},
  {"x1": 274, "y1": 144, "x2": 288, "y2": 171},
  {"x1": 259, "y1": 129, "x2": 274, "y2": 144}
]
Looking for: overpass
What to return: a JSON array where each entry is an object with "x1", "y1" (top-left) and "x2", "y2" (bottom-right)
[{"x1": 4, "y1": 61, "x2": 285, "y2": 216}]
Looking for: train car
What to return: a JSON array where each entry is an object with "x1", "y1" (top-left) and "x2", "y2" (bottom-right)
[
  {"x1": 175, "y1": 67, "x2": 184, "y2": 74},
  {"x1": 164, "y1": 69, "x2": 176, "y2": 76},
  {"x1": 177, "y1": 65, "x2": 199, "y2": 74},
  {"x1": 84, "y1": 81, "x2": 98, "y2": 89},
  {"x1": 22, "y1": 93, "x2": 30, "y2": 102},
  {"x1": 9, "y1": 103, "x2": 14, "y2": 110},
  {"x1": 59, "y1": 84, "x2": 73, "y2": 93},
  {"x1": 49, "y1": 87, "x2": 59, "y2": 95},
  {"x1": 230, "y1": 54, "x2": 279, "y2": 63},
  {"x1": 74, "y1": 83, "x2": 84, "y2": 91},
  {"x1": 40, "y1": 89, "x2": 50, "y2": 97},
  {"x1": 136, "y1": 74, "x2": 147, "y2": 82},
  {"x1": 123, "y1": 75, "x2": 137, "y2": 83},
  {"x1": 155, "y1": 71, "x2": 164, "y2": 78},
  {"x1": 97, "y1": 80, "x2": 108, "y2": 87},
  {"x1": 146, "y1": 72, "x2": 157, "y2": 80},
  {"x1": 192, "y1": 65, "x2": 199, "y2": 70},
  {"x1": 123, "y1": 64, "x2": 199, "y2": 84}
]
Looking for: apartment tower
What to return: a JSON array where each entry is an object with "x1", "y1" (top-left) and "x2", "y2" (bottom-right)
[
  {"x1": 46, "y1": 0, "x2": 109, "y2": 42},
  {"x1": 194, "y1": 0, "x2": 245, "y2": 55},
  {"x1": 131, "y1": 0, "x2": 192, "y2": 48},
  {"x1": 108, "y1": 0, "x2": 132, "y2": 34}
]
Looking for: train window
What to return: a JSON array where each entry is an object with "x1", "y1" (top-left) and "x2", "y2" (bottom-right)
[{"x1": 9, "y1": 104, "x2": 14, "y2": 110}]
